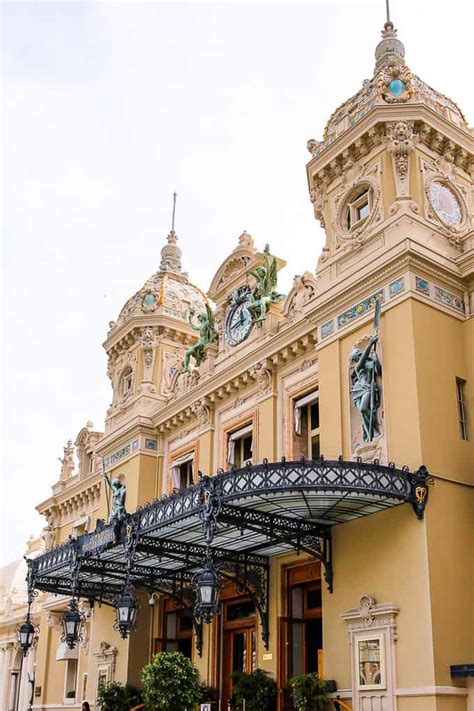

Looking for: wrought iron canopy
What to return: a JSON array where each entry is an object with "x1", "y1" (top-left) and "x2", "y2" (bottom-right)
[{"x1": 27, "y1": 458, "x2": 431, "y2": 649}]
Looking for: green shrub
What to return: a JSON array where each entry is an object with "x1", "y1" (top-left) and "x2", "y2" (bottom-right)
[
  {"x1": 96, "y1": 681, "x2": 142, "y2": 711},
  {"x1": 230, "y1": 668, "x2": 277, "y2": 711},
  {"x1": 290, "y1": 673, "x2": 330, "y2": 711},
  {"x1": 142, "y1": 651, "x2": 202, "y2": 711}
]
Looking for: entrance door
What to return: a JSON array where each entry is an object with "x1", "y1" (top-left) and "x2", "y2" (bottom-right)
[
  {"x1": 279, "y1": 570, "x2": 323, "y2": 711},
  {"x1": 221, "y1": 599, "x2": 256, "y2": 705}
]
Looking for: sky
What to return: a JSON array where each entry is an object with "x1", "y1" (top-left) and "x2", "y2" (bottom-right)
[{"x1": 1, "y1": 0, "x2": 473, "y2": 566}]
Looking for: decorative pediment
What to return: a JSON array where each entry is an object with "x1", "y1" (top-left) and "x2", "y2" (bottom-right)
[{"x1": 207, "y1": 231, "x2": 257, "y2": 303}]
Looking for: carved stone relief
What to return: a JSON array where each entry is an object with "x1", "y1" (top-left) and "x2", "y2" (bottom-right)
[
  {"x1": 284, "y1": 272, "x2": 317, "y2": 325},
  {"x1": 248, "y1": 361, "x2": 273, "y2": 395},
  {"x1": 387, "y1": 121, "x2": 414, "y2": 199}
]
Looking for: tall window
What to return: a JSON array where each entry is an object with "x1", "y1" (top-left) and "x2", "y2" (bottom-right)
[
  {"x1": 163, "y1": 608, "x2": 193, "y2": 659},
  {"x1": 170, "y1": 452, "x2": 194, "y2": 490},
  {"x1": 227, "y1": 424, "x2": 253, "y2": 467},
  {"x1": 456, "y1": 378, "x2": 468, "y2": 440},
  {"x1": 294, "y1": 392, "x2": 320, "y2": 459},
  {"x1": 64, "y1": 658, "x2": 78, "y2": 702}
]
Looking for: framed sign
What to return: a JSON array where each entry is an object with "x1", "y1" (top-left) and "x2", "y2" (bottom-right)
[{"x1": 356, "y1": 633, "x2": 385, "y2": 690}]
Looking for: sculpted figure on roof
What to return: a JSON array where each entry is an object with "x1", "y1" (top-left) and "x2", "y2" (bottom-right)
[
  {"x1": 182, "y1": 304, "x2": 217, "y2": 373},
  {"x1": 247, "y1": 244, "x2": 285, "y2": 326}
]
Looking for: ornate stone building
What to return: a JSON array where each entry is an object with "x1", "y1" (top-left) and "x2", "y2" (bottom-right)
[{"x1": 6, "y1": 14, "x2": 473, "y2": 711}]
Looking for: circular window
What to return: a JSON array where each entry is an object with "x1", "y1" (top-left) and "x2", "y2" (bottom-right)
[{"x1": 429, "y1": 182, "x2": 462, "y2": 227}]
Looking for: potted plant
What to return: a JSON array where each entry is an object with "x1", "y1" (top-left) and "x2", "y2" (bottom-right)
[
  {"x1": 230, "y1": 669, "x2": 277, "y2": 711},
  {"x1": 141, "y1": 651, "x2": 202, "y2": 711},
  {"x1": 290, "y1": 673, "x2": 332, "y2": 711},
  {"x1": 96, "y1": 681, "x2": 143, "y2": 711},
  {"x1": 199, "y1": 684, "x2": 219, "y2": 708}
]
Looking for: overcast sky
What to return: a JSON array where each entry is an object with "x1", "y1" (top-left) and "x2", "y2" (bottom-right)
[{"x1": 2, "y1": 0, "x2": 472, "y2": 566}]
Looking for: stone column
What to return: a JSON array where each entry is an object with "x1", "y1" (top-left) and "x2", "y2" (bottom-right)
[{"x1": 0, "y1": 644, "x2": 13, "y2": 711}]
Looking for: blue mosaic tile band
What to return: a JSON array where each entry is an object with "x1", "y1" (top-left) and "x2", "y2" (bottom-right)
[
  {"x1": 434, "y1": 286, "x2": 465, "y2": 313},
  {"x1": 111, "y1": 444, "x2": 131, "y2": 465},
  {"x1": 132, "y1": 439, "x2": 139, "y2": 451},
  {"x1": 337, "y1": 290, "x2": 384, "y2": 329},
  {"x1": 321, "y1": 321, "x2": 334, "y2": 338},
  {"x1": 389, "y1": 277, "x2": 405, "y2": 298},
  {"x1": 145, "y1": 438, "x2": 158, "y2": 450},
  {"x1": 415, "y1": 276, "x2": 430, "y2": 295}
]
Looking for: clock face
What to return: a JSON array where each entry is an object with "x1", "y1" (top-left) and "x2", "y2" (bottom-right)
[
  {"x1": 429, "y1": 182, "x2": 462, "y2": 227},
  {"x1": 225, "y1": 301, "x2": 253, "y2": 347}
]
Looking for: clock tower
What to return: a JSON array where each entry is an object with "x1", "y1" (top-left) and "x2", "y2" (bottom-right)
[{"x1": 208, "y1": 231, "x2": 286, "y2": 356}]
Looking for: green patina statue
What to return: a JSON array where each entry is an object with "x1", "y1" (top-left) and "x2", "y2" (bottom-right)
[
  {"x1": 103, "y1": 472, "x2": 127, "y2": 524},
  {"x1": 349, "y1": 299, "x2": 383, "y2": 443},
  {"x1": 247, "y1": 244, "x2": 285, "y2": 326},
  {"x1": 182, "y1": 304, "x2": 217, "y2": 373}
]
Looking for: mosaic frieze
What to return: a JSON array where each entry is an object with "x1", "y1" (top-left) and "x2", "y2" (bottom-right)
[
  {"x1": 434, "y1": 286, "x2": 465, "y2": 313},
  {"x1": 415, "y1": 276, "x2": 430, "y2": 295},
  {"x1": 388, "y1": 277, "x2": 405, "y2": 298},
  {"x1": 337, "y1": 291, "x2": 384, "y2": 329}
]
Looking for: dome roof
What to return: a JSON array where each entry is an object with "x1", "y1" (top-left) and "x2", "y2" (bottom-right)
[
  {"x1": 109, "y1": 230, "x2": 208, "y2": 334},
  {"x1": 310, "y1": 20, "x2": 467, "y2": 150}
]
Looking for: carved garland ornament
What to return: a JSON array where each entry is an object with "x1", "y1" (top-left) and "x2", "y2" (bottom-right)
[
  {"x1": 249, "y1": 361, "x2": 272, "y2": 394},
  {"x1": 377, "y1": 62, "x2": 414, "y2": 104}
]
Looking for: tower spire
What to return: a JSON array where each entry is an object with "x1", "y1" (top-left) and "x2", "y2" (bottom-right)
[
  {"x1": 171, "y1": 191, "x2": 177, "y2": 232},
  {"x1": 374, "y1": 1, "x2": 405, "y2": 72},
  {"x1": 159, "y1": 192, "x2": 183, "y2": 273}
]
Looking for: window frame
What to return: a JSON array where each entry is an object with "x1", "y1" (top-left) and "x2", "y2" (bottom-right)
[
  {"x1": 456, "y1": 378, "x2": 468, "y2": 441},
  {"x1": 227, "y1": 423, "x2": 253, "y2": 467},
  {"x1": 346, "y1": 188, "x2": 372, "y2": 231},
  {"x1": 293, "y1": 390, "x2": 320, "y2": 459}
]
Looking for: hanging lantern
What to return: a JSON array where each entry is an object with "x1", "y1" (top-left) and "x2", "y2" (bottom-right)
[
  {"x1": 62, "y1": 599, "x2": 83, "y2": 650},
  {"x1": 18, "y1": 613, "x2": 35, "y2": 656},
  {"x1": 114, "y1": 584, "x2": 138, "y2": 639},
  {"x1": 195, "y1": 562, "x2": 220, "y2": 623}
]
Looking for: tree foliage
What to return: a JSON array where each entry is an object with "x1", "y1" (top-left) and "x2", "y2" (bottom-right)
[{"x1": 142, "y1": 652, "x2": 202, "y2": 711}]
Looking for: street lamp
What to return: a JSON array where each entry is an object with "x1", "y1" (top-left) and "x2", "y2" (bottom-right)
[
  {"x1": 18, "y1": 613, "x2": 35, "y2": 656},
  {"x1": 114, "y1": 584, "x2": 138, "y2": 639},
  {"x1": 62, "y1": 599, "x2": 83, "y2": 649},
  {"x1": 195, "y1": 560, "x2": 220, "y2": 623}
]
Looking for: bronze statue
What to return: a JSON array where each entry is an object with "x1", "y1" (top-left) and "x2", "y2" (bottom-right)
[
  {"x1": 350, "y1": 300, "x2": 383, "y2": 443},
  {"x1": 103, "y1": 473, "x2": 126, "y2": 524},
  {"x1": 182, "y1": 304, "x2": 217, "y2": 373},
  {"x1": 247, "y1": 244, "x2": 285, "y2": 325}
]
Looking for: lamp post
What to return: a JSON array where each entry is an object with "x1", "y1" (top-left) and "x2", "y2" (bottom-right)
[
  {"x1": 18, "y1": 612, "x2": 35, "y2": 657},
  {"x1": 61, "y1": 599, "x2": 84, "y2": 650},
  {"x1": 194, "y1": 556, "x2": 220, "y2": 623},
  {"x1": 114, "y1": 583, "x2": 138, "y2": 639}
]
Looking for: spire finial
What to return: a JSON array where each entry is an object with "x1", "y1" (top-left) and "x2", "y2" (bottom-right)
[
  {"x1": 159, "y1": 192, "x2": 183, "y2": 273},
  {"x1": 374, "y1": 1, "x2": 405, "y2": 72},
  {"x1": 171, "y1": 191, "x2": 177, "y2": 232}
]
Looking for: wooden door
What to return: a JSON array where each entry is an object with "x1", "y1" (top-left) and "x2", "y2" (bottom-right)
[{"x1": 222, "y1": 624, "x2": 257, "y2": 704}]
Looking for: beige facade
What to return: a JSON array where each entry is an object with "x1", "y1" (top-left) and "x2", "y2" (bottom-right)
[{"x1": 3, "y1": 14, "x2": 473, "y2": 711}]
